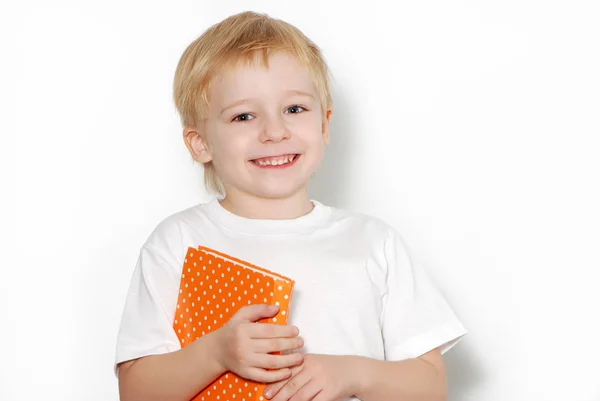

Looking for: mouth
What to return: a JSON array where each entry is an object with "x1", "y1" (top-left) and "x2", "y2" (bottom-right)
[{"x1": 249, "y1": 153, "x2": 300, "y2": 168}]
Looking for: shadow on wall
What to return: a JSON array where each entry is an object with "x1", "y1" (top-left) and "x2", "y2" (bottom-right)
[
  {"x1": 445, "y1": 340, "x2": 485, "y2": 401},
  {"x1": 425, "y1": 257, "x2": 485, "y2": 400},
  {"x1": 307, "y1": 86, "x2": 356, "y2": 209}
]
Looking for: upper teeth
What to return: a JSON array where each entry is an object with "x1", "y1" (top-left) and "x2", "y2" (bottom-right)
[{"x1": 254, "y1": 155, "x2": 295, "y2": 166}]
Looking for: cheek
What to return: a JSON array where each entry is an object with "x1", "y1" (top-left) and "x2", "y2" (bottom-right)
[
  {"x1": 210, "y1": 135, "x2": 250, "y2": 169},
  {"x1": 295, "y1": 118, "x2": 325, "y2": 142}
]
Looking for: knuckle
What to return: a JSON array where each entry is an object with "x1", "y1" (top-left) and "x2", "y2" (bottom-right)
[
  {"x1": 233, "y1": 324, "x2": 247, "y2": 340},
  {"x1": 238, "y1": 355, "x2": 249, "y2": 367}
]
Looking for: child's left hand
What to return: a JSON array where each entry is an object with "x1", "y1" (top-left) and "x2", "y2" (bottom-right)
[{"x1": 263, "y1": 354, "x2": 360, "y2": 401}]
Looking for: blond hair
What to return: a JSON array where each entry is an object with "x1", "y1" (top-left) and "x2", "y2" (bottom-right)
[{"x1": 172, "y1": 11, "x2": 333, "y2": 194}]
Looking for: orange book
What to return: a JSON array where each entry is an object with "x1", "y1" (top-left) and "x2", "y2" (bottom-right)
[{"x1": 173, "y1": 245, "x2": 295, "y2": 401}]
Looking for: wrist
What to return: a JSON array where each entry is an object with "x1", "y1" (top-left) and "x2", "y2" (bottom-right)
[
  {"x1": 208, "y1": 329, "x2": 228, "y2": 372},
  {"x1": 191, "y1": 329, "x2": 227, "y2": 375},
  {"x1": 345, "y1": 355, "x2": 371, "y2": 397}
]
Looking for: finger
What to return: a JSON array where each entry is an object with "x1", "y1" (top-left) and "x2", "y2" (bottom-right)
[
  {"x1": 244, "y1": 366, "x2": 293, "y2": 384},
  {"x1": 269, "y1": 371, "x2": 312, "y2": 401},
  {"x1": 249, "y1": 323, "x2": 300, "y2": 339},
  {"x1": 289, "y1": 381, "x2": 321, "y2": 401},
  {"x1": 253, "y1": 336, "x2": 304, "y2": 353},
  {"x1": 310, "y1": 390, "x2": 329, "y2": 401},
  {"x1": 252, "y1": 352, "x2": 304, "y2": 370},
  {"x1": 264, "y1": 363, "x2": 303, "y2": 399},
  {"x1": 231, "y1": 304, "x2": 280, "y2": 322},
  {"x1": 263, "y1": 378, "x2": 290, "y2": 400}
]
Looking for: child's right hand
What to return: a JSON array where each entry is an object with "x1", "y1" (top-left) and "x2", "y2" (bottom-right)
[{"x1": 215, "y1": 304, "x2": 304, "y2": 383}]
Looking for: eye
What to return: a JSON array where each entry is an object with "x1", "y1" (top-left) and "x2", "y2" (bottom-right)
[
  {"x1": 232, "y1": 113, "x2": 254, "y2": 122},
  {"x1": 285, "y1": 105, "x2": 307, "y2": 114}
]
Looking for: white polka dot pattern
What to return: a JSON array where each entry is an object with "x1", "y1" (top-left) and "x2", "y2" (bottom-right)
[{"x1": 174, "y1": 246, "x2": 295, "y2": 401}]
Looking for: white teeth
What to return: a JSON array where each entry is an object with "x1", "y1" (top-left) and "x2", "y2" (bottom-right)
[{"x1": 254, "y1": 155, "x2": 295, "y2": 166}]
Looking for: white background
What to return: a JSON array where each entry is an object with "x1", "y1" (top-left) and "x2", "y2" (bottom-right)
[{"x1": 2, "y1": 1, "x2": 599, "y2": 400}]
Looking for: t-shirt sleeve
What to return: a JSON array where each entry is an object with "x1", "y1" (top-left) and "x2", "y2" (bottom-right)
[
  {"x1": 380, "y1": 228, "x2": 467, "y2": 361},
  {"x1": 113, "y1": 223, "x2": 183, "y2": 376}
]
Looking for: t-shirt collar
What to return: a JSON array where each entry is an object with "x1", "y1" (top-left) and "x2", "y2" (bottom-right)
[{"x1": 203, "y1": 197, "x2": 331, "y2": 235}]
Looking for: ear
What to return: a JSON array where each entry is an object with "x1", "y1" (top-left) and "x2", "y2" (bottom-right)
[
  {"x1": 183, "y1": 126, "x2": 213, "y2": 163},
  {"x1": 322, "y1": 109, "x2": 333, "y2": 145}
]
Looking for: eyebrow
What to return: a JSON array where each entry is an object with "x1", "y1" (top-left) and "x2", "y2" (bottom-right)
[{"x1": 220, "y1": 90, "x2": 315, "y2": 116}]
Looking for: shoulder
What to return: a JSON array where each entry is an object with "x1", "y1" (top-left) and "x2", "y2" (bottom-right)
[
  {"x1": 318, "y1": 201, "x2": 409, "y2": 253},
  {"x1": 321, "y1": 202, "x2": 399, "y2": 235},
  {"x1": 141, "y1": 200, "x2": 211, "y2": 253}
]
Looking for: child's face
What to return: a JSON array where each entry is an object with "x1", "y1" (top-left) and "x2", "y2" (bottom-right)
[{"x1": 189, "y1": 51, "x2": 331, "y2": 201}]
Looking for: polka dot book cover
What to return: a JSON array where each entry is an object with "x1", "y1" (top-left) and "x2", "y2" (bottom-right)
[{"x1": 174, "y1": 245, "x2": 295, "y2": 401}]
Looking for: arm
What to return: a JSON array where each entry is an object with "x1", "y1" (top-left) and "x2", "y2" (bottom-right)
[
  {"x1": 264, "y1": 348, "x2": 446, "y2": 401},
  {"x1": 118, "y1": 329, "x2": 225, "y2": 401},
  {"x1": 118, "y1": 304, "x2": 303, "y2": 401},
  {"x1": 352, "y1": 348, "x2": 447, "y2": 401}
]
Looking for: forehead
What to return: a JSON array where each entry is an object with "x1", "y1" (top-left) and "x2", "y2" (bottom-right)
[{"x1": 209, "y1": 51, "x2": 317, "y2": 104}]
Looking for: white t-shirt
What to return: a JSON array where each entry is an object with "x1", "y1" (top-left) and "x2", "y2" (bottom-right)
[{"x1": 114, "y1": 198, "x2": 467, "y2": 377}]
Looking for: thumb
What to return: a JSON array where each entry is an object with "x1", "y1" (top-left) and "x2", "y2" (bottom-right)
[{"x1": 231, "y1": 304, "x2": 280, "y2": 322}]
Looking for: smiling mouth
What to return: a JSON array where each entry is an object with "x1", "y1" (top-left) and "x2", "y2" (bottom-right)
[{"x1": 249, "y1": 154, "x2": 300, "y2": 168}]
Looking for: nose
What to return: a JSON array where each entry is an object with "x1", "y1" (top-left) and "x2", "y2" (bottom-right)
[{"x1": 259, "y1": 113, "x2": 290, "y2": 143}]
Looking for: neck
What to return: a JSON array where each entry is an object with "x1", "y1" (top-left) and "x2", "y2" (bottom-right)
[{"x1": 218, "y1": 188, "x2": 314, "y2": 220}]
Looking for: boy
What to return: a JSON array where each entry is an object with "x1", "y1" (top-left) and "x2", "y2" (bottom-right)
[{"x1": 115, "y1": 10, "x2": 467, "y2": 401}]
